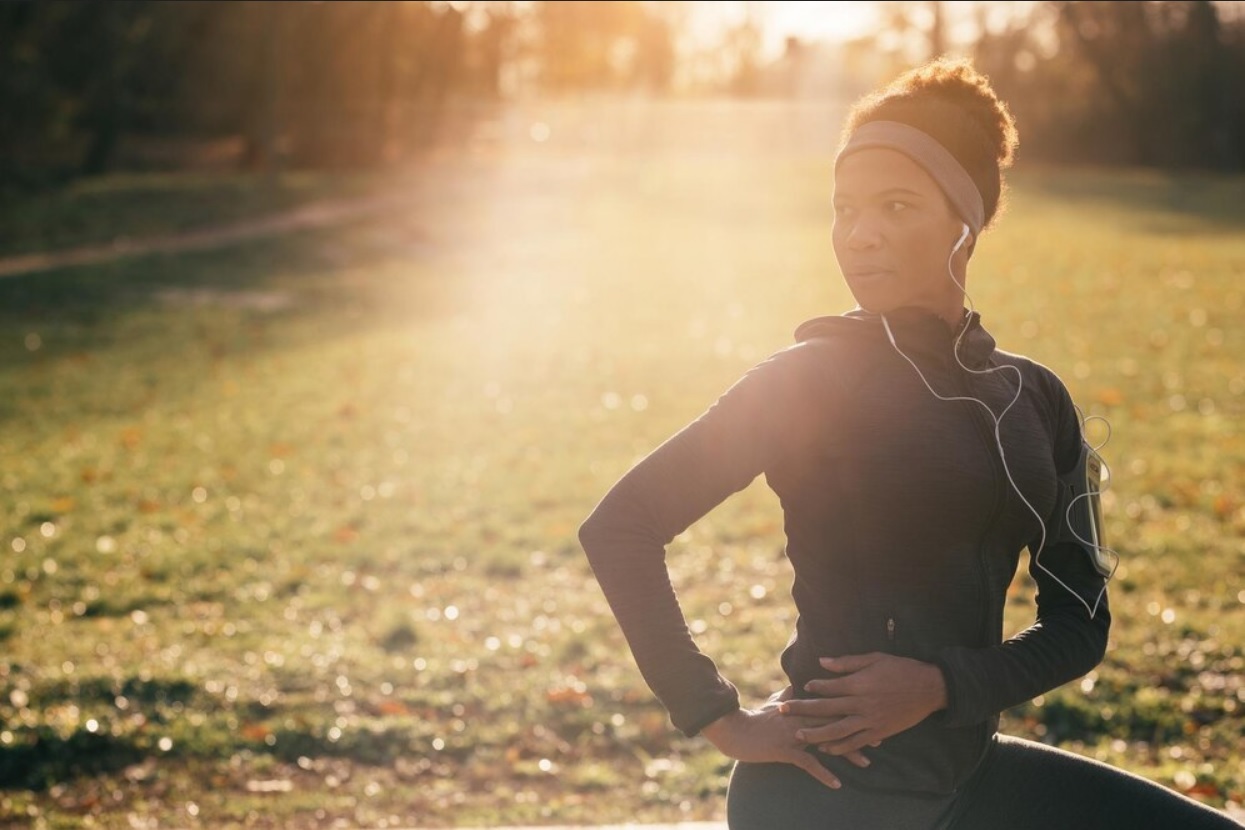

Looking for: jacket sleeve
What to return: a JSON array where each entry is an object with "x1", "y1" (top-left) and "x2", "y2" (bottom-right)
[
  {"x1": 578, "y1": 345, "x2": 811, "y2": 738},
  {"x1": 932, "y1": 371, "x2": 1111, "y2": 728}
]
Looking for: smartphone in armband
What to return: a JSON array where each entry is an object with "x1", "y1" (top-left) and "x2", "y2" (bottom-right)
[
  {"x1": 1085, "y1": 449, "x2": 1112, "y2": 575},
  {"x1": 1057, "y1": 441, "x2": 1113, "y2": 577}
]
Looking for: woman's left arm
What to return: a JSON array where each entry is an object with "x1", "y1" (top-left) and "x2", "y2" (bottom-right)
[
  {"x1": 930, "y1": 369, "x2": 1111, "y2": 728},
  {"x1": 930, "y1": 538, "x2": 1110, "y2": 728}
]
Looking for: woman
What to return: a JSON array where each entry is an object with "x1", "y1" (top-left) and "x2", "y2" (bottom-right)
[{"x1": 578, "y1": 59, "x2": 1241, "y2": 829}]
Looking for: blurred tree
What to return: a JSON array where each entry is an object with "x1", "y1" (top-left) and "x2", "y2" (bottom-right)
[
  {"x1": 0, "y1": 1, "x2": 199, "y2": 179},
  {"x1": 875, "y1": 1, "x2": 949, "y2": 66},
  {"x1": 1054, "y1": 1, "x2": 1165, "y2": 163},
  {"x1": 533, "y1": 0, "x2": 676, "y2": 92},
  {"x1": 0, "y1": 1, "x2": 483, "y2": 180},
  {"x1": 969, "y1": 0, "x2": 1244, "y2": 169},
  {"x1": 633, "y1": 6, "x2": 678, "y2": 91},
  {"x1": 723, "y1": 3, "x2": 763, "y2": 96},
  {"x1": 1159, "y1": 0, "x2": 1238, "y2": 167},
  {"x1": 3, "y1": 0, "x2": 1242, "y2": 183},
  {"x1": 929, "y1": 1, "x2": 947, "y2": 59},
  {"x1": 467, "y1": 2, "x2": 521, "y2": 99}
]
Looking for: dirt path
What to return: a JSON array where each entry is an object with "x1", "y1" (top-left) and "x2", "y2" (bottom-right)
[
  {"x1": 0, "y1": 189, "x2": 418, "y2": 279},
  {"x1": 0, "y1": 99, "x2": 847, "y2": 282}
]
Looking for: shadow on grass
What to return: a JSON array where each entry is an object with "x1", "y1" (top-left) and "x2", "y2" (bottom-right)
[
  {"x1": 29, "y1": 675, "x2": 201, "y2": 709},
  {"x1": 1, "y1": 678, "x2": 215, "y2": 789},
  {"x1": 1015, "y1": 165, "x2": 1245, "y2": 235},
  {"x1": 0, "y1": 731, "x2": 147, "y2": 789},
  {"x1": 0, "y1": 219, "x2": 469, "y2": 378},
  {"x1": 0, "y1": 721, "x2": 455, "y2": 790}
]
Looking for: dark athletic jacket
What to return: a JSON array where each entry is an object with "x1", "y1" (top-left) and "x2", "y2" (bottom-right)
[{"x1": 578, "y1": 304, "x2": 1111, "y2": 795}]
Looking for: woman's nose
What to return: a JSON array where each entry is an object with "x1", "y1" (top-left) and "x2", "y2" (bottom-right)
[{"x1": 845, "y1": 220, "x2": 882, "y2": 250}]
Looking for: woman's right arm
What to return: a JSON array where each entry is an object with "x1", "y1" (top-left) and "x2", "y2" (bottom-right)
[
  {"x1": 578, "y1": 344, "x2": 815, "y2": 738},
  {"x1": 579, "y1": 341, "x2": 868, "y2": 787}
]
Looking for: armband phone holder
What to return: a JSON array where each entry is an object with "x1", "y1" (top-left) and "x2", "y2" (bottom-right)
[{"x1": 1055, "y1": 441, "x2": 1112, "y2": 577}]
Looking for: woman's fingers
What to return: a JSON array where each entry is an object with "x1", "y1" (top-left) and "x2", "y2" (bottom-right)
[
  {"x1": 843, "y1": 749, "x2": 871, "y2": 768},
  {"x1": 795, "y1": 715, "x2": 868, "y2": 745},
  {"x1": 706, "y1": 697, "x2": 870, "y2": 791},
  {"x1": 788, "y1": 750, "x2": 842, "y2": 790},
  {"x1": 779, "y1": 697, "x2": 854, "y2": 717},
  {"x1": 817, "y1": 731, "x2": 881, "y2": 757},
  {"x1": 819, "y1": 653, "x2": 883, "y2": 673},
  {"x1": 803, "y1": 676, "x2": 854, "y2": 697}
]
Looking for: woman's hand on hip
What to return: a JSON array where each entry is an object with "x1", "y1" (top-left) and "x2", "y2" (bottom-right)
[
  {"x1": 778, "y1": 653, "x2": 949, "y2": 757},
  {"x1": 700, "y1": 685, "x2": 872, "y2": 791}
]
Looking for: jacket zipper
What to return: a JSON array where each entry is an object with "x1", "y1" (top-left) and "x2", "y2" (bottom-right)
[
  {"x1": 886, "y1": 616, "x2": 896, "y2": 643},
  {"x1": 954, "y1": 359, "x2": 1007, "y2": 643}
]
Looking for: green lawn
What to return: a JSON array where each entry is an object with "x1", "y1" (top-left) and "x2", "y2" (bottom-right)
[{"x1": 1, "y1": 144, "x2": 1242, "y2": 827}]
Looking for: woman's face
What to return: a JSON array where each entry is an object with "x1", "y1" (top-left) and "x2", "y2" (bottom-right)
[{"x1": 832, "y1": 148, "x2": 970, "y2": 322}]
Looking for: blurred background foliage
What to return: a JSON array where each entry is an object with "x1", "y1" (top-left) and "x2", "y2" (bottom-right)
[{"x1": 2, "y1": 0, "x2": 1243, "y2": 191}]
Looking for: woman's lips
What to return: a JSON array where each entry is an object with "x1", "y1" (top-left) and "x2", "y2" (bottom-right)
[{"x1": 846, "y1": 268, "x2": 893, "y2": 281}]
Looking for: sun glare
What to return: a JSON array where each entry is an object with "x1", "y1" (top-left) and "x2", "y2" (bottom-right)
[
  {"x1": 760, "y1": 1, "x2": 880, "y2": 46},
  {"x1": 691, "y1": 1, "x2": 881, "y2": 59}
]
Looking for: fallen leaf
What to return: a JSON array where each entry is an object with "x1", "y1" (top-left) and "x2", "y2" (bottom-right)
[
  {"x1": 241, "y1": 723, "x2": 271, "y2": 742},
  {"x1": 378, "y1": 700, "x2": 410, "y2": 716},
  {"x1": 1096, "y1": 387, "x2": 1124, "y2": 407}
]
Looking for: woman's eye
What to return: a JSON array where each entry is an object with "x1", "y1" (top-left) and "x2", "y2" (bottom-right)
[
  {"x1": 886, "y1": 201, "x2": 910, "y2": 213},
  {"x1": 834, "y1": 205, "x2": 855, "y2": 218}
]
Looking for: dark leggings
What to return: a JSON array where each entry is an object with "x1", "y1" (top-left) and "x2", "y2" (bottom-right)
[{"x1": 726, "y1": 734, "x2": 1243, "y2": 830}]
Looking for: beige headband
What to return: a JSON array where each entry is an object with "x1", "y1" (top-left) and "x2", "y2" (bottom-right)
[{"x1": 836, "y1": 120, "x2": 985, "y2": 235}]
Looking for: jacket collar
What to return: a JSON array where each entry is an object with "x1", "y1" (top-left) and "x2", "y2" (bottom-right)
[{"x1": 795, "y1": 305, "x2": 998, "y2": 369}]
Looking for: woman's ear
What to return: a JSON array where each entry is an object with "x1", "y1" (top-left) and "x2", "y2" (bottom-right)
[
  {"x1": 952, "y1": 224, "x2": 971, "y2": 255},
  {"x1": 954, "y1": 223, "x2": 977, "y2": 261}
]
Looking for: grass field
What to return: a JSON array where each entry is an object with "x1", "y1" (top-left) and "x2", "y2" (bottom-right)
[{"x1": 2, "y1": 100, "x2": 1243, "y2": 828}]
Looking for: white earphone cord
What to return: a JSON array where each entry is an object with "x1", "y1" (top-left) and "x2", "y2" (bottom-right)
[{"x1": 879, "y1": 228, "x2": 1117, "y2": 619}]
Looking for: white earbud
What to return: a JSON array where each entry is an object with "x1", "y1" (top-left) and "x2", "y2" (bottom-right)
[{"x1": 952, "y1": 223, "x2": 970, "y2": 255}]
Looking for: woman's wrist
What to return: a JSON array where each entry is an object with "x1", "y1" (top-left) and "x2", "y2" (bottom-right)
[
  {"x1": 920, "y1": 661, "x2": 949, "y2": 714},
  {"x1": 700, "y1": 706, "x2": 746, "y2": 745}
]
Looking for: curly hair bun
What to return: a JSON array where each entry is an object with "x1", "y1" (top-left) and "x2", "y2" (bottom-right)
[{"x1": 842, "y1": 58, "x2": 1019, "y2": 227}]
